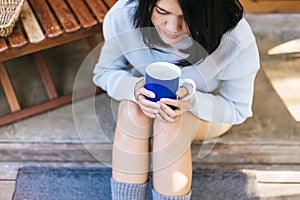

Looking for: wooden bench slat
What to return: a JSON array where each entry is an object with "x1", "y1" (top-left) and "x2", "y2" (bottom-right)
[
  {"x1": 48, "y1": 0, "x2": 81, "y2": 33},
  {"x1": 66, "y1": 0, "x2": 98, "y2": 28},
  {"x1": 7, "y1": 24, "x2": 28, "y2": 48},
  {"x1": 103, "y1": 0, "x2": 117, "y2": 8},
  {"x1": 85, "y1": 0, "x2": 108, "y2": 23},
  {"x1": 0, "y1": 62, "x2": 21, "y2": 112},
  {"x1": 29, "y1": 0, "x2": 63, "y2": 38},
  {"x1": 20, "y1": 0, "x2": 45, "y2": 44},
  {"x1": 0, "y1": 24, "x2": 101, "y2": 62},
  {"x1": 0, "y1": 38, "x2": 8, "y2": 53}
]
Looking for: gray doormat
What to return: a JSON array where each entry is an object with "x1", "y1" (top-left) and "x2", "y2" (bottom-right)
[{"x1": 13, "y1": 167, "x2": 259, "y2": 200}]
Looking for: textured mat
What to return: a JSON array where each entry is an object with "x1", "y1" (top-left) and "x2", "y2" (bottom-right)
[{"x1": 13, "y1": 167, "x2": 259, "y2": 200}]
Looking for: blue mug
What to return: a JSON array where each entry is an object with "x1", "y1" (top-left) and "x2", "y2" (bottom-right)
[{"x1": 145, "y1": 62, "x2": 196, "y2": 102}]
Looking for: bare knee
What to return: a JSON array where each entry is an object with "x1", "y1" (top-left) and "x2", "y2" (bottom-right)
[
  {"x1": 116, "y1": 100, "x2": 151, "y2": 139},
  {"x1": 153, "y1": 114, "x2": 196, "y2": 150},
  {"x1": 153, "y1": 119, "x2": 182, "y2": 149},
  {"x1": 113, "y1": 100, "x2": 151, "y2": 159}
]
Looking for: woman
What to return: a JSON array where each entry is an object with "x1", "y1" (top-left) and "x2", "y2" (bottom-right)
[{"x1": 93, "y1": 0, "x2": 260, "y2": 199}]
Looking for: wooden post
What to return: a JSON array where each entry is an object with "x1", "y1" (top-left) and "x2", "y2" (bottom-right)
[
  {"x1": 0, "y1": 62, "x2": 21, "y2": 112},
  {"x1": 33, "y1": 52, "x2": 58, "y2": 100}
]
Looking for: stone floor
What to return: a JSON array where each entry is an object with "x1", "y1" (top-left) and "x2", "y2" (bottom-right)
[{"x1": 0, "y1": 13, "x2": 300, "y2": 199}]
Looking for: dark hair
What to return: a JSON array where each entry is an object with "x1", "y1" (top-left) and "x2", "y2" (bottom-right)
[{"x1": 128, "y1": 0, "x2": 244, "y2": 66}]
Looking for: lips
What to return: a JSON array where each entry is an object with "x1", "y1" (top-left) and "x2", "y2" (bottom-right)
[
  {"x1": 156, "y1": 28, "x2": 184, "y2": 45},
  {"x1": 163, "y1": 31, "x2": 180, "y2": 39}
]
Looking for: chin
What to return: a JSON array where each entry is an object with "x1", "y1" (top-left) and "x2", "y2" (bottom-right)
[
  {"x1": 160, "y1": 36, "x2": 181, "y2": 45},
  {"x1": 163, "y1": 39, "x2": 182, "y2": 45}
]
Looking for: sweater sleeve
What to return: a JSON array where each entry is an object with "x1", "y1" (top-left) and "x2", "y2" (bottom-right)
[
  {"x1": 188, "y1": 42, "x2": 260, "y2": 124},
  {"x1": 92, "y1": 3, "x2": 143, "y2": 103}
]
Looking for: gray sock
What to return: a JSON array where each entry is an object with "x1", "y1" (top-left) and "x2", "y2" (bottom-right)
[
  {"x1": 111, "y1": 178, "x2": 148, "y2": 200},
  {"x1": 152, "y1": 189, "x2": 192, "y2": 200}
]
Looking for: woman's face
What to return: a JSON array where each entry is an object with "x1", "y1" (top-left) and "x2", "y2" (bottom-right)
[{"x1": 151, "y1": 0, "x2": 189, "y2": 45}]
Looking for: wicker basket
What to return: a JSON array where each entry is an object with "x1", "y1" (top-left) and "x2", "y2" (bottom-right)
[{"x1": 0, "y1": 0, "x2": 25, "y2": 37}]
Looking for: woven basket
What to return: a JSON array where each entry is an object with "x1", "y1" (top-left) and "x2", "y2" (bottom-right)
[{"x1": 0, "y1": 0, "x2": 25, "y2": 37}]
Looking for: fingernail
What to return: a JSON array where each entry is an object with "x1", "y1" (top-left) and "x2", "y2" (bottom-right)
[
  {"x1": 150, "y1": 93, "x2": 155, "y2": 98},
  {"x1": 154, "y1": 103, "x2": 160, "y2": 108}
]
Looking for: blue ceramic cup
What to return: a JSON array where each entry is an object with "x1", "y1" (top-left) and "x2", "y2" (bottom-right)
[{"x1": 145, "y1": 62, "x2": 196, "y2": 102}]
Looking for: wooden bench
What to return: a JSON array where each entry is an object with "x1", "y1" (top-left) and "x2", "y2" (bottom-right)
[{"x1": 0, "y1": 0, "x2": 116, "y2": 126}]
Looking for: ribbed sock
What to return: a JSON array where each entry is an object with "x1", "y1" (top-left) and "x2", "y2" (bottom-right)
[
  {"x1": 152, "y1": 189, "x2": 192, "y2": 200},
  {"x1": 111, "y1": 178, "x2": 148, "y2": 200}
]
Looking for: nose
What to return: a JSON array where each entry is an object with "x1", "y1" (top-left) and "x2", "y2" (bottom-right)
[{"x1": 166, "y1": 16, "x2": 182, "y2": 33}]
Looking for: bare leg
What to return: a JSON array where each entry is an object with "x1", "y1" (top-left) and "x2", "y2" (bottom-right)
[
  {"x1": 112, "y1": 100, "x2": 152, "y2": 184},
  {"x1": 152, "y1": 112, "x2": 232, "y2": 196}
]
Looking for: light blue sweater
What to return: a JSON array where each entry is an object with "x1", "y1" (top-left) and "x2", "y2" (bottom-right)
[{"x1": 93, "y1": 0, "x2": 260, "y2": 124}]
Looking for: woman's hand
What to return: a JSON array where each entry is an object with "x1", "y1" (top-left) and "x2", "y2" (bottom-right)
[
  {"x1": 156, "y1": 87, "x2": 192, "y2": 123},
  {"x1": 134, "y1": 79, "x2": 161, "y2": 118}
]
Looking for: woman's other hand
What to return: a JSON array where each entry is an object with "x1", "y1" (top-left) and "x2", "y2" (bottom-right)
[
  {"x1": 134, "y1": 79, "x2": 161, "y2": 118},
  {"x1": 157, "y1": 87, "x2": 192, "y2": 123}
]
